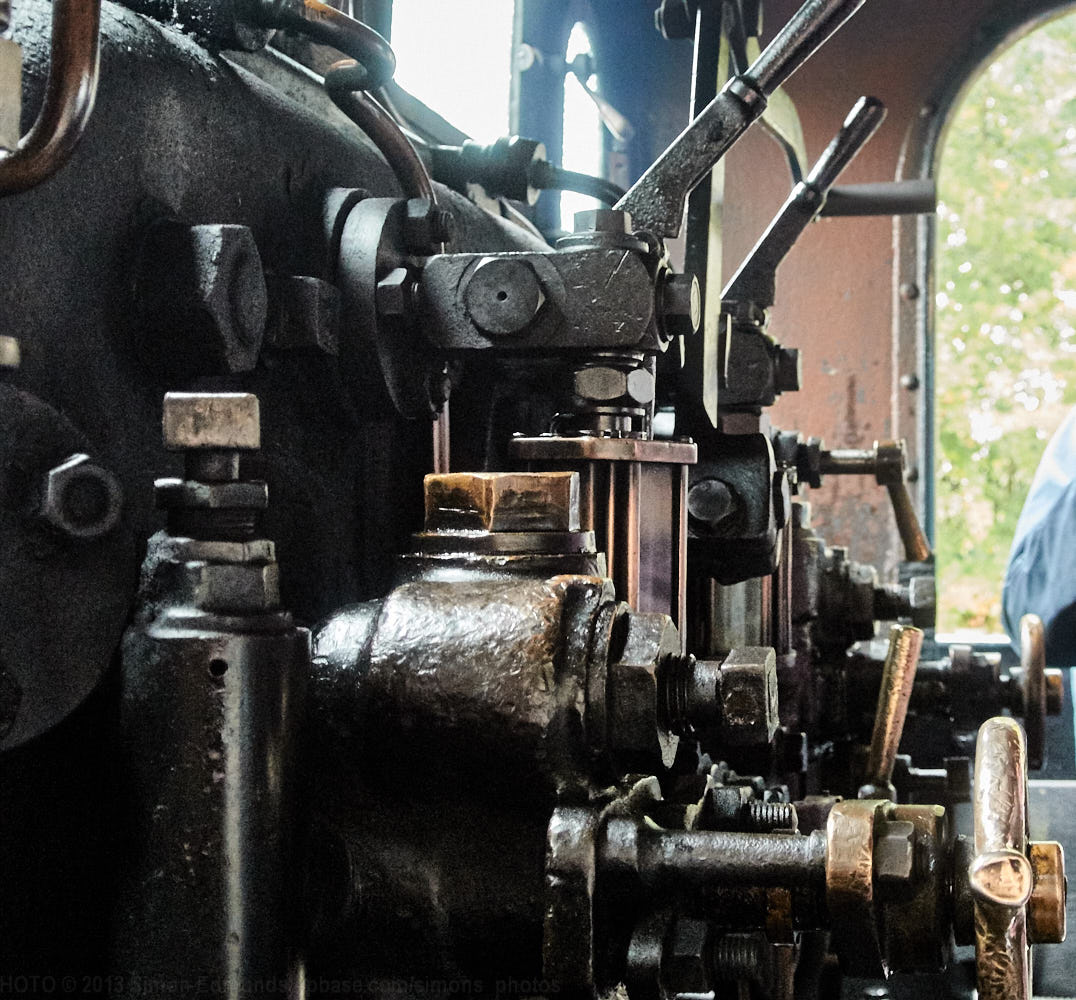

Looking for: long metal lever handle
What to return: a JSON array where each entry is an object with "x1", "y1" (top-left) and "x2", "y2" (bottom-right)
[
  {"x1": 723, "y1": 95, "x2": 884, "y2": 306},
  {"x1": 805, "y1": 95, "x2": 885, "y2": 190},
  {"x1": 617, "y1": 0, "x2": 867, "y2": 237},
  {"x1": 818, "y1": 440, "x2": 932, "y2": 563},
  {"x1": 858, "y1": 623, "x2": 923, "y2": 800}
]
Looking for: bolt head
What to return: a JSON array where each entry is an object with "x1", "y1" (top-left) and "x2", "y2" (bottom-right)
[
  {"x1": 162, "y1": 392, "x2": 261, "y2": 451},
  {"x1": 874, "y1": 819, "x2": 916, "y2": 885},
  {"x1": 687, "y1": 478, "x2": 735, "y2": 529},
  {"x1": 41, "y1": 454, "x2": 124, "y2": 540},
  {"x1": 775, "y1": 347, "x2": 801, "y2": 393},
  {"x1": 660, "y1": 272, "x2": 701, "y2": 340},
  {"x1": 573, "y1": 208, "x2": 631, "y2": 235},
  {"x1": 137, "y1": 221, "x2": 268, "y2": 375},
  {"x1": 719, "y1": 647, "x2": 779, "y2": 747},
  {"x1": 376, "y1": 267, "x2": 416, "y2": 318}
]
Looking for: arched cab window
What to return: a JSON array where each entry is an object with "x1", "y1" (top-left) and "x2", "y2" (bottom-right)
[{"x1": 913, "y1": 7, "x2": 1076, "y2": 639}]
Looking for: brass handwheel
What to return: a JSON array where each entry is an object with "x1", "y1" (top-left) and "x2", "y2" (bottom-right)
[{"x1": 971, "y1": 717, "x2": 1066, "y2": 1000}]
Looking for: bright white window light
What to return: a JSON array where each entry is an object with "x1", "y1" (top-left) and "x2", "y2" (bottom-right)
[
  {"x1": 560, "y1": 21, "x2": 603, "y2": 232},
  {"x1": 390, "y1": 1, "x2": 514, "y2": 143}
]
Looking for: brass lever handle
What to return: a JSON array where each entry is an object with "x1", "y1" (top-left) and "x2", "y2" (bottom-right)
[{"x1": 858, "y1": 623, "x2": 923, "y2": 800}]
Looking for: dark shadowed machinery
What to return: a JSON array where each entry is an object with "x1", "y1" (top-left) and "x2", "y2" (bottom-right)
[{"x1": 0, "y1": 1, "x2": 1073, "y2": 998}]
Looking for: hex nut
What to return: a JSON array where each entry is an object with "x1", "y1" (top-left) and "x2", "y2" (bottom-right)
[
  {"x1": 719, "y1": 647, "x2": 779, "y2": 747},
  {"x1": 185, "y1": 560, "x2": 280, "y2": 613},
  {"x1": 608, "y1": 611, "x2": 681, "y2": 767},
  {"x1": 907, "y1": 574, "x2": 936, "y2": 629},
  {"x1": 873, "y1": 819, "x2": 916, "y2": 885},
  {"x1": 137, "y1": 221, "x2": 268, "y2": 375},
  {"x1": 424, "y1": 471, "x2": 580, "y2": 533},
  {"x1": 574, "y1": 208, "x2": 631, "y2": 235},
  {"x1": 154, "y1": 478, "x2": 268, "y2": 511},
  {"x1": 403, "y1": 198, "x2": 455, "y2": 252},
  {"x1": 162, "y1": 392, "x2": 260, "y2": 451},
  {"x1": 775, "y1": 346, "x2": 801, "y2": 394},
  {"x1": 376, "y1": 267, "x2": 416, "y2": 318},
  {"x1": 574, "y1": 365, "x2": 628, "y2": 402},
  {"x1": 265, "y1": 274, "x2": 340, "y2": 355},
  {"x1": 663, "y1": 918, "x2": 712, "y2": 996},
  {"x1": 41, "y1": 454, "x2": 124, "y2": 540}
]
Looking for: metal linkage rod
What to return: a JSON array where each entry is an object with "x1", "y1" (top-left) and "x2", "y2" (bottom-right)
[
  {"x1": 617, "y1": 0, "x2": 867, "y2": 237},
  {"x1": 723, "y1": 95, "x2": 885, "y2": 307}
]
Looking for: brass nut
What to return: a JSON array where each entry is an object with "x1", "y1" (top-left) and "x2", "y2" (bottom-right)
[
  {"x1": 719, "y1": 648, "x2": 779, "y2": 747},
  {"x1": 423, "y1": 471, "x2": 580, "y2": 532},
  {"x1": 1028, "y1": 840, "x2": 1066, "y2": 944},
  {"x1": 162, "y1": 392, "x2": 260, "y2": 451},
  {"x1": 608, "y1": 611, "x2": 681, "y2": 767}
]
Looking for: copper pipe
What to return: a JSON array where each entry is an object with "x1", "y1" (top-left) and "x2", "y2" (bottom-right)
[
  {"x1": 0, "y1": 0, "x2": 101, "y2": 196},
  {"x1": 324, "y1": 61, "x2": 436, "y2": 204},
  {"x1": 858, "y1": 623, "x2": 923, "y2": 800}
]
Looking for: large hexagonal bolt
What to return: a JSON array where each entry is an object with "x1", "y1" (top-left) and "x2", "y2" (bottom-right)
[
  {"x1": 136, "y1": 220, "x2": 268, "y2": 376},
  {"x1": 158, "y1": 393, "x2": 267, "y2": 546},
  {"x1": 423, "y1": 471, "x2": 580, "y2": 533},
  {"x1": 38, "y1": 453, "x2": 124, "y2": 541},
  {"x1": 462, "y1": 256, "x2": 545, "y2": 336},
  {"x1": 718, "y1": 647, "x2": 780, "y2": 747},
  {"x1": 607, "y1": 611, "x2": 682, "y2": 768},
  {"x1": 660, "y1": 649, "x2": 779, "y2": 751}
]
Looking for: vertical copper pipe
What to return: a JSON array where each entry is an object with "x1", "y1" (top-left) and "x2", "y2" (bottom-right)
[
  {"x1": 859, "y1": 623, "x2": 923, "y2": 799},
  {"x1": 0, "y1": 0, "x2": 101, "y2": 196}
]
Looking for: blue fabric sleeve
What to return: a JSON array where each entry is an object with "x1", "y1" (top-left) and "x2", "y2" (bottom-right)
[{"x1": 1003, "y1": 474, "x2": 1076, "y2": 665}]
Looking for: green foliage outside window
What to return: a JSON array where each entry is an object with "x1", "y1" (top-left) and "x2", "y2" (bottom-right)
[{"x1": 935, "y1": 12, "x2": 1076, "y2": 631}]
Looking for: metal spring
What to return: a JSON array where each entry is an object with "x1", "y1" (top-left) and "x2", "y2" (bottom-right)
[
  {"x1": 742, "y1": 800, "x2": 798, "y2": 832},
  {"x1": 714, "y1": 934, "x2": 763, "y2": 981}
]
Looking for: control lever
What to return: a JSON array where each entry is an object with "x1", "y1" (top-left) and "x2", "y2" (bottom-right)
[
  {"x1": 815, "y1": 440, "x2": 932, "y2": 563},
  {"x1": 724, "y1": 94, "x2": 886, "y2": 308},
  {"x1": 618, "y1": 0, "x2": 868, "y2": 237},
  {"x1": 858, "y1": 623, "x2": 923, "y2": 800}
]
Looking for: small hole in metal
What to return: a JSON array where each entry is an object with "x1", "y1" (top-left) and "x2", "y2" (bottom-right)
[
  {"x1": 496, "y1": 290, "x2": 508, "y2": 301},
  {"x1": 209, "y1": 658, "x2": 228, "y2": 678}
]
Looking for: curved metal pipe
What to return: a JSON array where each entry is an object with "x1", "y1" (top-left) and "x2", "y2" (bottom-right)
[
  {"x1": 324, "y1": 61, "x2": 436, "y2": 203},
  {"x1": 0, "y1": 0, "x2": 101, "y2": 197}
]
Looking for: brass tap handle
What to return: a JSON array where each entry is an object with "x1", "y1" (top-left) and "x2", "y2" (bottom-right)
[
  {"x1": 858, "y1": 623, "x2": 923, "y2": 800},
  {"x1": 1019, "y1": 614, "x2": 1047, "y2": 770},
  {"x1": 971, "y1": 717, "x2": 1067, "y2": 1000}
]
